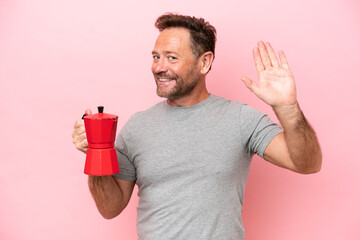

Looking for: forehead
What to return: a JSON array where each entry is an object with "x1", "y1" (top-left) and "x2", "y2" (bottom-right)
[{"x1": 153, "y1": 27, "x2": 192, "y2": 53}]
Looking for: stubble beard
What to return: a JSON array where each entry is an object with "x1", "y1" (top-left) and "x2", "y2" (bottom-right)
[{"x1": 154, "y1": 67, "x2": 200, "y2": 100}]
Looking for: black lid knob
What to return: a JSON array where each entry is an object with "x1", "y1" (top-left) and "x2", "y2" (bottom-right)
[{"x1": 98, "y1": 106, "x2": 104, "y2": 113}]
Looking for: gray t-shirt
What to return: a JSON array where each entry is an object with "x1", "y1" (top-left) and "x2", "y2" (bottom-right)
[{"x1": 113, "y1": 94, "x2": 283, "y2": 240}]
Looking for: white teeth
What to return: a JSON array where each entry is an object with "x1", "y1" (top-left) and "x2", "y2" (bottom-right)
[{"x1": 159, "y1": 78, "x2": 170, "y2": 82}]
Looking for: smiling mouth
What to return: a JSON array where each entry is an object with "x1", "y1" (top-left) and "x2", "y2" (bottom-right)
[
  {"x1": 157, "y1": 78, "x2": 176, "y2": 87},
  {"x1": 158, "y1": 78, "x2": 173, "y2": 82},
  {"x1": 154, "y1": 72, "x2": 177, "y2": 81}
]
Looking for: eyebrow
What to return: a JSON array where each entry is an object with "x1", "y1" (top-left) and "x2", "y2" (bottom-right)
[{"x1": 151, "y1": 50, "x2": 178, "y2": 55}]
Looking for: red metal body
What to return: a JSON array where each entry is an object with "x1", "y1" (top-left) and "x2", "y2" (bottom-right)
[{"x1": 83, "y1": 107, "x2": 119, "y2": 175}]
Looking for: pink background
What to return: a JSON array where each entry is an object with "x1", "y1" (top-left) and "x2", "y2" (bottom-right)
[{"x1": 1, "y1": 0, "x2": 359, "y2": 239}]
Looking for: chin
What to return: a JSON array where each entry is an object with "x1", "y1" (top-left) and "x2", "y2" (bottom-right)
[
  {"x1": 157, "y1": 87, "x2": 174, "y2": 99},
  {"x1": 156, "y1": 90, "x2": 170, "y2": 99}
]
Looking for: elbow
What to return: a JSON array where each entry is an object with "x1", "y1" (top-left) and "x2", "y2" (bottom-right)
[
  {"x1": 311, "y1": 152, "x2": 323, "y2": 173},
  {"x1": 296, "y1": 154, "x2": 322, "y2": 175},
  {"x1": 312, "y1": 161, "x2": 322, "y2": 173},
  {"x1": 300, "y1": 165, "x2": 321, "y2": 174},
  {"x1": 96, "y1": 204, "x2": 124, "y2": 220},
  {"x1": 102, "y1": 214, "x2": 118, "y2": 220},
  {"x1": 99, "y1": 209, "x2": 122, "y2": 220}
]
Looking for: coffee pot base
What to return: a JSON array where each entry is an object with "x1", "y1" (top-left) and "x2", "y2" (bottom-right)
[{"x1": 84, "y1": 148, "x2": 119, "y2": 176}]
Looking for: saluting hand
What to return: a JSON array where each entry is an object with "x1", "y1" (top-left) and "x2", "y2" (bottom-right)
[{"x1": 241, "y1": 41, "x2": 297, "y2": 109}]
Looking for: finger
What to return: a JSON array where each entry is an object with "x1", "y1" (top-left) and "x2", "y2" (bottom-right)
[
  {"x1": 279, "y1": 50, "x2": 290, "y2": 70},
  {"x1": 265, "y1": 42, "x2": 279, "y2": 67},
  {"x1": 77, "y1": 132, "x2": 87, "y2": 143},
  {"x1": 74, "y1": 119, "x2": 84, "y2": 129},
  {"x1": 241, "y1": 76, "x2": 259, "y2": 95},
  {"x1": 258, "y1": 41, "x2": 272, "y2": 69},
  {"x1": 73, "y1": 132, "x2": 87, "y2": 145},
  {"x1": 85, "y1": 109, "x2": 92, "y2": 115},
  {"x1": 253, "y1": 47, "x2": 265, "y2": 75},
  {"x1": 80, "y1": 108, "x2": 92, "y2": 119},
  {"x1": 72, "y1": 124, "x2": 85, "y2": 138},
  {"x1": 74, "y1": 139, "x2": 88, "y2": 153}
]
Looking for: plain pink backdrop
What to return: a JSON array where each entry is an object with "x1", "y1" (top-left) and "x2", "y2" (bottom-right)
[{"x1": 1, "y1": 0, "x2": 359, "y2": 239}]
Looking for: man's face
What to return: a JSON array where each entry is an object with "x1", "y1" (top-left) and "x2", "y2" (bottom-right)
[{"x1": 151, "y1": 28, "x2": 201, "y2": 100}]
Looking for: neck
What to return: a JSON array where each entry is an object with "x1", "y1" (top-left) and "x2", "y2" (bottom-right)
[
  {"x1": 167, "y1": 79, "x2": 210, "y2": 107},
  {"x1": 167, "y1": 91, "x2": 210, "y2": 107}
]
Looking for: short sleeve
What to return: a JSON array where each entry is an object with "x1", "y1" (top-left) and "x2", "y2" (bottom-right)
[
  {"x1": 240, "y1": 104, "x2": 283, "y2": 159},
  {"x1": 112, "y1": 127, "x2": 137, "y2": 181}
]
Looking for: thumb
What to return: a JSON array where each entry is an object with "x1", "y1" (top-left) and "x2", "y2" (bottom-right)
[
  {"x1": 241, "y1": 76, "x2": 259, "y2": 94},
  {"x1": 82, "y1": 109, "x2": 92, "y2": 119},
  {"x1": 85, "y1": 108, "x2": 92, "y2": 115}
]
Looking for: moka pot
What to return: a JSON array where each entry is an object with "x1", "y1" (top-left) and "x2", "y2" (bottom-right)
[{"x1": 83, "y1": 106, "x2": 119, "y2": 175}]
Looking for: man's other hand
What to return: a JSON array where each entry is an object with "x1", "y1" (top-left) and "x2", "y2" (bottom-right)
[{"x1": 241, "y1": 41, "x2": 297, "y2": 109}]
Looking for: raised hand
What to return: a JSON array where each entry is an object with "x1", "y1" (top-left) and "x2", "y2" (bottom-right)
[{"x1": 241, "y1": 41, "x2": 297, "y2": 109}]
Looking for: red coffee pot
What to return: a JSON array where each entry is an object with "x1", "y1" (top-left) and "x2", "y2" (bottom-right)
[{"x1": 83, "y1": 106, "x2": 119, "y2": 175}]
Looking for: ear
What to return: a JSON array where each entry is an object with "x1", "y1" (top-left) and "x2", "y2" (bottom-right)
[{"x1": 199, "y1": 51, "x2": 214, "y2": 75}]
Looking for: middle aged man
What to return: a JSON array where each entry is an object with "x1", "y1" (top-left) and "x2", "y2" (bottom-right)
[{"x1": 72, "y1": 13, "x2": 322, "y2": 240}]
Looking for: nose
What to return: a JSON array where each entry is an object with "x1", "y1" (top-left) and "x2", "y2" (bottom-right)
[{"x1": 152, "y1": 58, "x2": 168, "y2": 74}]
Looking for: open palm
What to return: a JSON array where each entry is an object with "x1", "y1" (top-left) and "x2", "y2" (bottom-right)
[{"x1": 242, "y1": 41, "x2": 297, "y2": 108}]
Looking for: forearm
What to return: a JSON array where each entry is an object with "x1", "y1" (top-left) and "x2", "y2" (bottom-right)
[
  {"x1": 88, "y1": 176, "x2": 126, "y2": 219},
  {"x1": 274, "y1": 103, "x2": 322, "y2": 173}
]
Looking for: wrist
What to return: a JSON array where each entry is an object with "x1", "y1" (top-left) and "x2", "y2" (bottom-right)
[
  {"x1": 273, "y1": 102, "x2": 304, "y2": 126},
  {"x1": 273, "y1": 101, "x2": 299, "y2": 114}
]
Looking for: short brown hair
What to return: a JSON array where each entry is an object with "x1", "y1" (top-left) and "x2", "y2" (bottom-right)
[{"x1": 155, "y1": 13, "x2": 217, "y2": 59}]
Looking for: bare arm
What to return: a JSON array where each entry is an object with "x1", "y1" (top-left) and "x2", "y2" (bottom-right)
[
  {"x1": 265, "y1": 104, "x2": 322, "y2": 173},
  {"x1": 88, "y1": 176, "x2": 135, "y2": 219},
  {"x1": 242, "y1": 41, "x2": 322, "y2": 174},
  {"x1": 72, "y1": 109, "x2": 135, "y2": 218}
]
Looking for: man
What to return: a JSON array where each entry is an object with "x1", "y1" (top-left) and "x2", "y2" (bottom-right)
[{"x1": 72, "y1": 13, "x2": 322, "y2": 239}]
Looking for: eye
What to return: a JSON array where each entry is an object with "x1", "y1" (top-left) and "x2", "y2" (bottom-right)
[
  {"x1": 153, "y1": 55, "x2": 160, "y2": 61},
  {"x1": 168, "y1": 56, "x2": 177, "y2": 61}
]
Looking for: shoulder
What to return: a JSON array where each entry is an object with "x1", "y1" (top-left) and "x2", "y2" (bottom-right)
[
  {"x1": 207, "y1": 94, "x2": 245, "y2": 110},
  {"x1": 210, "y1": 95, "x2": 272, "y2": 125},
  {"x1": 211, "y1": 95, "x2": 261, "y2": 115},
  {"x1": 209, "y1": 95, "x2": 261, "y2": 119},
  {"x1": 129, "y1": 101, "x2": 165, "y2": 121},
  {"x1": 121, "y1": 101, "x2": 166, "y2": 132}
]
